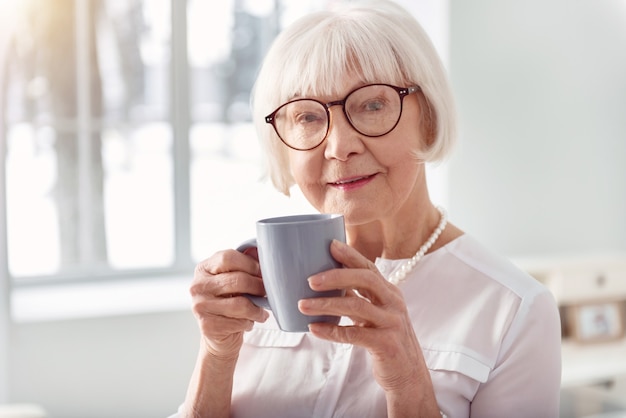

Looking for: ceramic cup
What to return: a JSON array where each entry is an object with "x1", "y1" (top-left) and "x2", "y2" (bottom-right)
[{"x1": 237, "y1": 213, "x2": 346, "y2": 332}]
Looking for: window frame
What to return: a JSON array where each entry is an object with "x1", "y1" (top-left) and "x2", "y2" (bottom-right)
[{"x1": 1, "y1": 0, "x2": 195, "y2": 287}]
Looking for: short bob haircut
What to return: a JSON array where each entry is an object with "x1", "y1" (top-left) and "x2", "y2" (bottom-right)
[{"x1": 251, "y1": 0, "x2": 457, "y2": 196}]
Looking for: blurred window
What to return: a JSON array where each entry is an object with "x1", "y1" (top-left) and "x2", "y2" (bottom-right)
[
  {"x1": 0, "y1": 0, "x2": 445, "y2": 285},
  {"x1": 2, "y1": 0, "x2": 176, "y2": 281}
]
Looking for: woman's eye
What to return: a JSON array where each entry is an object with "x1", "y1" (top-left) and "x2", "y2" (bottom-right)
[
  {"x1": 364, "y1": 100, "x2": 385, "y2": 111},
  {"x1": 296, "y1": 113, "x2": 323, "y2": 124}
]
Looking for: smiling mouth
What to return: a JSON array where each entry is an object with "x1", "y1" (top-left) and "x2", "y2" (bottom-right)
[{"x1": 330, "y1": 174, "x2": 374, "y2": 186}]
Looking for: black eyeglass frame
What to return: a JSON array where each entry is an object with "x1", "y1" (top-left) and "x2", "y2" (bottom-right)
[{"x1": 264, "y1": 83, "x2": 421, "y2": 151}]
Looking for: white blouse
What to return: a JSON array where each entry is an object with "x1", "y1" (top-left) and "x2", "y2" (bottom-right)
[{"x1": 175, "y1": 234, "x2": 562, "y2": 418}]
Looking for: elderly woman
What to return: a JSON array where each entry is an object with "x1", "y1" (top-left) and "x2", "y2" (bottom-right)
[{"x1": 174, "y1": 1, "x2": 561, "y2": 417}]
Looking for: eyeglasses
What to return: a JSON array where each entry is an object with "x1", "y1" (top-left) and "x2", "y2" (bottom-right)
[{"x1": 265, "y1": 83, "x2": 421, "y2": 151}]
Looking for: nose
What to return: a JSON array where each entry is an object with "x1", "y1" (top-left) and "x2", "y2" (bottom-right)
[{"x1": 323, "y1": 106, "x2": 365, "y2": 161}]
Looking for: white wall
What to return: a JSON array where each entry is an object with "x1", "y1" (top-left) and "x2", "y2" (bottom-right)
[
  {"x1": 5, "y1": 1, "x2": 626, "y2": 417},
  {"x1": 9, "y1": 311, "x2": 199, "y2": 418},
  {"x1": 448, "y1": 0, "x2": 626, "y2": 257},
  {"x1": 1, "y1": 10, "x2": 12, "y2": 404}
]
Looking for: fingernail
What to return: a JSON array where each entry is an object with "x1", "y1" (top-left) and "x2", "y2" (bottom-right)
[
  {"x1": 298, "y1": 299, "x2": 311, "y2": 311},
  {"x1": 308, "y1": 275, "x2": 322, "y2": 288},
  {"x1": 308, "y1": 323, "x2": 325, "y2": 335}
]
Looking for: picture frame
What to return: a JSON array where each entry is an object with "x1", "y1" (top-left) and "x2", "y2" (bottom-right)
[{"x1": 568, "y1": 301, "x2": 625, "y2": 343}]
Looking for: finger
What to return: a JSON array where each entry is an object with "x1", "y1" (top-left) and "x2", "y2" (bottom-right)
[
  {"x1": 194, "y1": 294, "x2": 269, "y2": 323},
  {"x1": 200, "y1": 314, "x2": 256, "y2": 336},
  {"x1": 197, "y1": 249, "x2": 261, "y2": 277},
  {"x1": 192, "y1": 249, "x2": 264, "y2": 298},
  {"x1": 198, "y1": 315, "x2": 258, "y2": 354},
  {"x1": 240, "y1": 246, "x2": 259, "y2": 260},
  {"x1": 308, "y1": 267, "x2": 398, "y2": 307},
  {"x1": 328, "y1": 240, "x2": 399, "y2": 302},
  {"x1": 308, "y1": 322, "x2": 380, "y2": 346},
  {"x1": 298, "y1": 294, "x2": 389, "y2": 326},
  {"x1": 330, "y1": 239, "x2": 377, "y2": 271},
  {"x1": 191, "y1": 270, "x2": 266, "y2": 299}
]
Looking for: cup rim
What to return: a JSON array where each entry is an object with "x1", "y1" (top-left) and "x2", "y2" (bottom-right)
[{"x1": 257, "y1": 213, "x2": 342, "y2": 226}]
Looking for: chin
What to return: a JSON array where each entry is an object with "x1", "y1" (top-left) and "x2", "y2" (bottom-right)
[{"x1": 336, "y1": 207, "x2": 379, "y2": 227}]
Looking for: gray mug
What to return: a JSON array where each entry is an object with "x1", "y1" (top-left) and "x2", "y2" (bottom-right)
[{"x1": 237, "y1": 214, "x2": 346, "y2": 332}]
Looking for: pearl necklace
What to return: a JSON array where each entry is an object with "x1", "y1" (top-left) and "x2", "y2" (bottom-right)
[{"x1": 388, "y1": 206, "x2": 448, "y2": 285}]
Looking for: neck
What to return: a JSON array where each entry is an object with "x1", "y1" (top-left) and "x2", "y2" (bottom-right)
[{"x1": 345, "y1": 197, "x2": 442, "y2": 262}]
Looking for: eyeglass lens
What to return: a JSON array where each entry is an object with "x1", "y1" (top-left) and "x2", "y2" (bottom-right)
[{"x1": 272, "y1": 84, "x2": 404, "y2": 150}]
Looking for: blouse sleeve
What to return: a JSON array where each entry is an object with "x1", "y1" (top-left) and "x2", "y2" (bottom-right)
[{"x1": 470, "y1": 289, "x2": 562, "y2": 418}]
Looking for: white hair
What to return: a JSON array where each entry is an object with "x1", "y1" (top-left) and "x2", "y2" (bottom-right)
[{"x1": 251, "y1": 0, "x2": 457, "y2": 195}]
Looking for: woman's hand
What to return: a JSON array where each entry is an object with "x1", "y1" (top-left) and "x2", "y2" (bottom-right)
[
  {"x1": 298, "y1": 240, "x2": 440, "y2": 416},
  {"x1": 182, "y1": 249, "x2": 269, "y2": 418},
  {"x1": 190, "y1": 248, "x2": 269, "y2": 359}
]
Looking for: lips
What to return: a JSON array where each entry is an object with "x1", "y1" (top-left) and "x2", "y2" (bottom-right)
[
  {"x1": 331, "y1": 175, "x2": 372, "y2": 185},
  {"x1": 329, "y1": 174, "x2": 376, "y2": 190}
]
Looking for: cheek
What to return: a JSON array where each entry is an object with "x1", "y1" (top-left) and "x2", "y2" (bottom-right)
[
  {"x1": 288, "y1": 152, "x2": 305, "y2": 183},
  {"x1": 288, "y1": 151, "x2": 333, "y2": 211},
  {"x1": 288, "y1": 151, "x2": 321, "y2": 190}
]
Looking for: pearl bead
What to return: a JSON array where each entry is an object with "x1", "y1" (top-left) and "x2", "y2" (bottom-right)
[{"x1": 387, "y1": 206, "x2": 447, "y2": 286}]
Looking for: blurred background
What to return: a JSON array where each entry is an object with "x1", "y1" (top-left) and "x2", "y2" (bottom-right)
[{"x1": 0, "y1": 0, "x2": 625, "y2": 417}]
